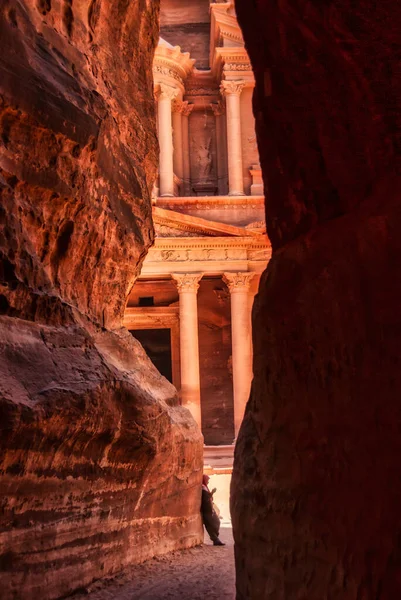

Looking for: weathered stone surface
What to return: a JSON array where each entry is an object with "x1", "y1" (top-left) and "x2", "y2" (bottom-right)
[
  {"x1": 0, "y1": 1, "x2": 203, "y2": 598},
  {"x1": 0, "y1": 317, "x2": 202, "y2": 599},
  {"x1": 0, "y1": 0, "x2": 158, "y2": 329},
  {"x1": 232, "y1": 1, "x2": 401, "y2": 598}
]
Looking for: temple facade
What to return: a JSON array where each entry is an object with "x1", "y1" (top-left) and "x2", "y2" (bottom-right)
[{"x1": 124, "y1": 0, "x2": 271, "y2": 448}]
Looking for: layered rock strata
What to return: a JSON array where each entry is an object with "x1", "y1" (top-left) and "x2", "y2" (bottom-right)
[
  {"x1": 232, "y1": 1, "x2": 401, "y2": 598},
  {"x1": 0, "y1": 1, "x2": 203, "y2": 598}
]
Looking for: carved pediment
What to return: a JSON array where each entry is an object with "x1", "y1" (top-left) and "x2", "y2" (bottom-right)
[
  {"x1": 156, "y1": 224, "x2": 205, "y2": 238},
  {"x1": 153, "y1": 206, "x2": 263, "y2": 238}
]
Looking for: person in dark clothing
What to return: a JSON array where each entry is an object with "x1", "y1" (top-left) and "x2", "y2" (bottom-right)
[{"x1": 201, "y1": 474, "x2": 225, "y2": 546}]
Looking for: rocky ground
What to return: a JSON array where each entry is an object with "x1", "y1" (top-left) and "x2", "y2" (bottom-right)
[{"x1": 71, "y1": 527, "x2": 235, "y2": 600}]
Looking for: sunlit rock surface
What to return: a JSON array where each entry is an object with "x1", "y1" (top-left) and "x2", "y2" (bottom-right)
[
  {"x1": 0, "y1": 1, "x2": 203, "y2": 598},
  {"x1": 232, "y1": 1, "x2": 401, "y2": 598}
]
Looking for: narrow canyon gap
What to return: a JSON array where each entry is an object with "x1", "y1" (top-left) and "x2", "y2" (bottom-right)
[
  {"x1": 0, "y1": 2, "x2": 203, "y2": 599},
  {"x1": 232, "y1": 0, "x2": 401, "y2": 599}
]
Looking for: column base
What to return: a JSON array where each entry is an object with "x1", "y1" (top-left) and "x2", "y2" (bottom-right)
[
  {"x1": 228, "y1": 191, "x2": 246, "y2": 197},
  {"x1": 160, "y1": 193, "x2": 175, "y2": 198}
]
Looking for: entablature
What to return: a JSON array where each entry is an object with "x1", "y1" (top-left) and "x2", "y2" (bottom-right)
[{"x1": 141, "y1": 236, "x2": 271, "y2": 277}]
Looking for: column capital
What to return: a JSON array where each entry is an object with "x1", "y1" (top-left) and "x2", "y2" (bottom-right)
[
  {"x1": 220, "y1": 80, "x2": 246, "y2": 97},
  {"x1": 155, "y1": 83, "x2": 179, "y2": 102},
  {"x1": 172, "y1": 99, "x2": 186, "y2": 114},
  {"x1": 172, "y1": 273, "x2": 203, "y2": 293},
  {"x1": 181, "y1": 102, "x2": 194, "y2": 117},
  {"x1": 210, "y1": 101, "x2": 225, "y2": 116},
  {"x1": 223, "y1": 272, "x2": 255, "y2": 293}
]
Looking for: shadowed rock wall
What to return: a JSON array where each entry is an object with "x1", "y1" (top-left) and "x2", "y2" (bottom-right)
[
  {"x1": 232, "y1": 0, "x2": 401, "y2": 598},
  {"x1": 0, "y1": 1, "x2": 203, "y2": 598}
]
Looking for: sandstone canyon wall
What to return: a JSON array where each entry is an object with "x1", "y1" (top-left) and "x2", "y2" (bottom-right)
[
  {"x1": 232, "y1": 0, "x2": 401, "y2": 598},
  {"x1": 0, "y1": 2, "x2": 203, "y2": 599}
]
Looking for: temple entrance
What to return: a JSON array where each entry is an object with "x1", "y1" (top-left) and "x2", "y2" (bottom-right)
[{"x1": 131, "y1": 329, "x2": 173, "y2": 383}]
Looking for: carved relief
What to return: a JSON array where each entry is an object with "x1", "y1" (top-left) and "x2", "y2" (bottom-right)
[
  {"x1": 193, "y1": 136, "x2": 213, "y2": 182},
  {"x1": 155, "y1": 83, "x2": 179, "y2": 102},
  {"x1": 210, "y1": 101, "x2": 225, "y2": 117},
  {"x1": 223, "y1": 272, "x2": 255, "y2": 292},
  {"x1": 156, "y1": 225, "x2": 203, "y2": 238},
  {"x1": 172, "y1": 100, "x2": 186, "y2": 114},
  {"x1": 220, "y1": 80, "x2": 246, "y2": 96},
  {"x1": 153, "y1": 65, "x2": 184, "y2": 87},
  {"x1": 223, "y1": 63, "x2": 252, "y2": 72},
  {"x1": 172, "y1": 273, "x2": 203, "y2": 293},
  {"x1": 214, "y1": 287, "x2": 230, "y2": 306},
  {"x1": 149, "y1": 247, "x2": 249, "y2": 263},
  {"x1": 181, "y1": 103, "x2": 194, "y2": 117},
  {"x1": 185, "y1": 88, "x2": 218, "y2": 96}
]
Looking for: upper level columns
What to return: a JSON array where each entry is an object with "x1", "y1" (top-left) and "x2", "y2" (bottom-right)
[
  {"x1": 220, "y1": 80, "x2": 246, "y2": 196},
  {"x1": 172, "y1": 273, "x2": 203, "y2": 428},
  {"x1": 223, "y1": 271, "x2": 255, "y2": 437},
  {"x1": 181, "y1": 102, "x2": 194, "y2": 197},
  {"x1": 155, "y1": 84, "x2": 178, "y2": 197},
  {"x1": 211, "y1": 101, "x2": 227, "y2": 195},
  {"x1": 172, "y1": 100, "x2": 185, "y2": 187}
]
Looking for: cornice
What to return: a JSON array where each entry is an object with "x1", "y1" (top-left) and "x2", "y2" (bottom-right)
[
  {"x1": 156, "y1": 195, "x2": 265, "y2": 209},
  {"x1": 212, "y1": 48, "x2": 254, "y2": 84},
  {"x1": 151, "y1": 236, "x2": 271, "y2": 251}
]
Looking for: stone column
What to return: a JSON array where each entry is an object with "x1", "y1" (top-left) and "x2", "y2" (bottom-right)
[
  {"x1": 181, "y1": 102, "x2": 194, "y2": 197},
  {"x1": 155, "y1": 84, "x2": 178, "y2": 197},
  {"x1": 220, "y1": 80, "x2": 246, "y2": 196},
  {"x1": 172, "y1": 273, "x2": 203, "y2": 428},
  {"x1": 211, "y1": 101, "x2": 227, "y2": 195},
  {"x1": 172, "y1": 100, "x2": 185, "y2": 193},
  {"x1": 223, "y1": 271, "x2": 255, "y2": 438}
]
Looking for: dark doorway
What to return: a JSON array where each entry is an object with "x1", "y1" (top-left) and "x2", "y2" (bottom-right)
[{"x1": 131, "y1": 329, "x2": 173, "y2": 383}]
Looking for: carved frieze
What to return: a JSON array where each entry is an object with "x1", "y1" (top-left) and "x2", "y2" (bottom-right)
[
  {"x1": 185, "y1": 88, "x2": 218, "y2": 96},
  {"x1": 223, "y1": 63, "x2": 252, "y2": 72},
  {"x1": 150, "y1": 246, "x2": 248, "y2": 263},
  {"x1": 153, "y1": 64, "x2": 184, "y2": 87}
]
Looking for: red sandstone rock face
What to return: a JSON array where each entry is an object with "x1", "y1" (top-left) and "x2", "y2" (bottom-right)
[
  {"x1": 232, "y1": 1, "x2": 401, "y2": 598},
  {"x1": 0, "y1": 2, "x2": 203, "y2": 598},
  {"x1": 0, "y1": 0, "x2": 158, "y2": 328},
  {"x1": 0, "y1": 318, "x2": 202, "y2": 599}
]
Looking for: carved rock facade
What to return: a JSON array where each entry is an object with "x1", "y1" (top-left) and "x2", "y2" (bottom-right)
[
  {"x1": 232, "y1": 0, "x2": 401, "y2": 598},
  {"x1": 0, "y1": 2, "x2": 203, "y2": 599}
]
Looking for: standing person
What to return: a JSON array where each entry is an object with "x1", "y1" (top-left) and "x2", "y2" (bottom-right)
[{"x1": 201, "y1": 474, "x2": 225, "y2": 546}]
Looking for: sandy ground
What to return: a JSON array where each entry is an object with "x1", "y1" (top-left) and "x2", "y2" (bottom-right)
[
  {"x1": 71, "y1": 475, "x2": 234, "y2": 600},
  {"x1": 71, "y1": 526, "x2": 235, "y2": 600}
]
